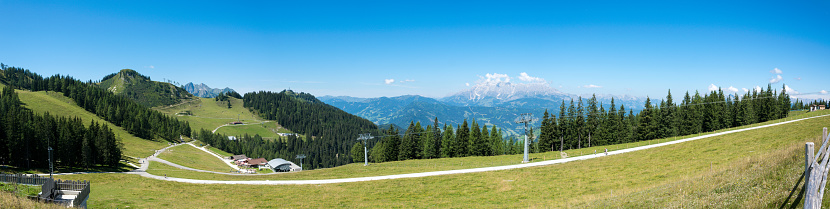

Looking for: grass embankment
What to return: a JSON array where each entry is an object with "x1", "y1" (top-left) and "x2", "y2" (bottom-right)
[
  {"x1": 15, "y1": 90, "x2": 167, "y2": 159},
  {"x1": 156, "y1": 144, "x2": 234, "y2": 173},
  {"x1": 0, "y1": 190, "x2": 65, "y2": 209},
  {"x1": 49, "y1": 111, "x2": 830, "y2": 208}
]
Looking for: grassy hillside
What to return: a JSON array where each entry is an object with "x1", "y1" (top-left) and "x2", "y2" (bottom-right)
[
  {"x1": 154, "y1": 97, "x2": 294, "y2": 139},
  {"x1": 156, "y1": 144, "x2": 234, "y2": 173},
  {"x1": 16, "y1": 90, "x2": 168, "y2": 158},
  {"x1": 98, "y1": 69, "x2": 194, "y2": 107},
  {"x1": 56, "y1": 110, "x2": 830, "y2": 208}
]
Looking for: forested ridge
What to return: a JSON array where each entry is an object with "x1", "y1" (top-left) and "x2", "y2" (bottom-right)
[
  {"x1": 537, "y1": 86, "x2": 793, "y2": 152},
  {"x1": 0, "y1": 86, "x2": 121, "y2": 169},
  {"x1": 192, "y1": 90, "x2": 378, "y2": 169},
  {"x1": 0, "y1": 64, "x2": 191, "y2": 142}
]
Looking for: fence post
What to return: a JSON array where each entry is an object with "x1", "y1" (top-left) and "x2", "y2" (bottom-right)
[{"x1": 807, "y1": 142, "x2": 815, "y2": 186}]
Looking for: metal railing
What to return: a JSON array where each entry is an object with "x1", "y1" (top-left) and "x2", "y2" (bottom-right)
[
  {"x1": 0, "y1": 173, "x2": 90, "y2": 208},
  {"x1": 804, "y1": 127, "x2": 830, "y2": 209}
]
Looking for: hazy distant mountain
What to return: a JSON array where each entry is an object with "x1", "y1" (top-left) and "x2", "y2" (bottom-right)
[
  {"x1": 320, "y1": 95, "x2": 541, "y2": 136},
  {"x1": 181, "y1": 82, "x2": 235, "y2": 98},
  {"x1": 319, "y1": 81, "x2": 648, "y2": 137}
]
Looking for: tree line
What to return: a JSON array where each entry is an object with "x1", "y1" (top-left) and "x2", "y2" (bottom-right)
[
  {"x1": 0, "y1": 87, "x2": 121, "y2": 169},
  {"x1": 360, "y1": 118, "x2": 533, "y2": 163},
  {"x1": 792, "y1": 98, "x2": 828, "y2": 110},
  {"x1": 538, "y1": 84, "x2": 792, "y2": 152},
  {"x1": 0, "y1": 65, "x2": 191, "y2": 141}
]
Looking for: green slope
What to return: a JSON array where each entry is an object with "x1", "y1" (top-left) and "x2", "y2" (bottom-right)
[
  {"x1": 16, "y1": 90, "x2": 168, "y2": 158},
  {"x1": 98, "y1": 69, "x2": 194, "y2": 107},
  {"x1": 56, "y1": 110, "x2": 830, "y2": 208},
  {"x1": 156, "y1": 144, "x2": 234, "y2": 173},
  {"x1": 153, "y1": 97, "x2": 295, "y2": 139}
]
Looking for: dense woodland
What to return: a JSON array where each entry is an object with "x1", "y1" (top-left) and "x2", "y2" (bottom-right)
[
  {"x1": 0, "y1": 87, "x2": 121, "y2": 169},
  {"x1": 0, "y1": 64, "x2": 191, "y2": 141},
  {"x1": 192, "y1": 90, "x2": 379, "y2": 169},
  {"x1": 538, "y1": 85, "x2": 792, "y2": 152}
]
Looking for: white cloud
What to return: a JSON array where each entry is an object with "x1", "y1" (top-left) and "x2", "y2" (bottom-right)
[
  {"x1": 769, "y1": 75, "x2": 783, "y2": 84},
  {"x1": 770, "y1": 68, "x2": 782, "y2": 74},
  {"x1": 822, "y1": 90, "x2": 828, "y2": 94},
  {"x1": 465, "y1": 83, "x2": 470, "y2": 87},
  {"x1": 784, "y1": 84, "x2": 799, "y2": 94},
  {"x1": 754, "y1": 86, "x2": 762, "y2": 92},
  {"x1": 483, "y1": 73, "x2": 510, "y2": 84},
  {"x1": 518, "y1": 72, "x2": 545, "y2": 83},
  {"x1": 708, "y1": 84, "x2": 718, "y2": 91},
  {"x1": 399, "y1": 79, "x2": 415, "y2": 83},
  {"x1": 149, "y1": 65, "x2": 155, "y2": 69},
  {"x1": 384, "y1": 79, "x2": 395, "y2": 84},
  {"x1": 583, "y1": 84, "x2": 602, "y2": 88},
  {"x1": 795, "y1": 77, "x2": 802, "y2": 81},
  {"x1": 742, "y1": 88, "x2": 749, "y2": 92},
  {"x1": 726, "y1": 86, "x2": 739, "y2": 93}
]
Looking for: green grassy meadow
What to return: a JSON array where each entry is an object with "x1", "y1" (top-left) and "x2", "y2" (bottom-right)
[
  {"x1": 153, "y1": 97, "x2": 295, "y2": 139},
  {"x1": 15, "y1": 90, "x2": 168, "y2": 158},
  {"x1": 156, "y1": 144, "x2": 235, "y2": 173},
  {"x1": 50, "y1": 110, "x2": 830, "y2": 208}
]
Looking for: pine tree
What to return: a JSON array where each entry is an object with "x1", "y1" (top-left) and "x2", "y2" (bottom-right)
[
  {"x1": 456, "y1": 120, "x2": 469, "y2": 157},
  {"x1": 470, "y1": 120, "x2": 481, "y2": 156},
  {"x1": 441, "y1": 125, "x2": 455, "y2": 158},
  {"x1": 587, "y1": 94, "x2": 599, "y2": 147},
  {"x1": 637, "y1": 97, "x2": 654, "y2": 141}
]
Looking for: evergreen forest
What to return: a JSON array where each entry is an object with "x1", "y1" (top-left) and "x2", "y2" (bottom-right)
[
  {"x1": 0, "y1": 64, "x2": 191, "y2": 141},
  {"x1": 0, "y1": 86, "x2": 122, "y2": 169}
]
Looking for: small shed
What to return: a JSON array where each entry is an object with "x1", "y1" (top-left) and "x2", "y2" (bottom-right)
[
  {"x1": 811, "y1": 105, "x2": 826, "y2": 112},
  {"x1": 267, "y1": 158, "x2": 302, "y2": 172},
  {"x1": 230, "y1": 155, "x2": 248, "y2": 161}
]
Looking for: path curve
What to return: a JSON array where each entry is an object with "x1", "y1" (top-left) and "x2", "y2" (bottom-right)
[{"x1": 124, "y1": 113, "x2": 830, "y2": 185}]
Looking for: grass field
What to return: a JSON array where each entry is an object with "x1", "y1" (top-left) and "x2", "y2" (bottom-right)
[
  {"x1": 47, "y1": 110, "x2": 830, "y2": 208},
  {"x1": 156, "y1": 144, "x2": 235, "y2": 173},
  {"x1": 144, "y1": 110, "x2": 830, "y2": 181},
  {"x1": 16, "y1": 90, "x2": 168, "y2": 158},
  {"x1": 214, "y1": 121, "x2": 297, "y2": 139},
  {"x1": 154, "y1": 97, "x2": 263, "y2": 131},
  {"x1": 154, "y1": 97, "x2": 301, "y2": 141}
]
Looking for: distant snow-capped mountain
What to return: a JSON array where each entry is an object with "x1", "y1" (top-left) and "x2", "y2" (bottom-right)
[
  {"x1": 181, "y1": 82, "x2": 236, "y2": 98},
  {"x1": 442, "y1": 81, "x2": 568, "y2": 107}
]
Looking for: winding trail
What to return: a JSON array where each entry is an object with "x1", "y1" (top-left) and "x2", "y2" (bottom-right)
[{"x1": 51, "y1": 113, "x2": 830, "y2": 185}]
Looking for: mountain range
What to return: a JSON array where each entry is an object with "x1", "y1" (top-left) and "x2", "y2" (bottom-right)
[
  {"x1": 181, "y1": 82, "x2": 236, "y2": 98},
  {"x1": 319, "y1": 81, "x2": 648, "y2": 137}
]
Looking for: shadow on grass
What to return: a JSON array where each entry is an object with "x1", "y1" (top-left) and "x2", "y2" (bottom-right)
[
  {"x1": 779, "y1": 172, "x2": 805, "y2": 209},
  {"x1": 0, "y1": 161, "x2": 134, "y2": 174}
]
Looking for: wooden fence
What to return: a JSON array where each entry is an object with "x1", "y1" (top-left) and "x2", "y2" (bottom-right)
[
  {"x1": 804, "y1": 127, "x2": 830, "y2": 209},
  {"x1": 0, "y1": 173, "x2": 51, "y2": 186}
]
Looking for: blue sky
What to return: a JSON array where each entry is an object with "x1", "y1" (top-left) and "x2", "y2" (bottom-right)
[{"x1": 2, "y1": 1, "x2": 829, "y2": 99}]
